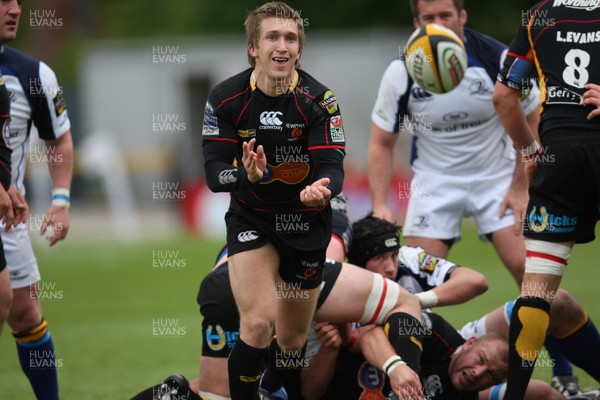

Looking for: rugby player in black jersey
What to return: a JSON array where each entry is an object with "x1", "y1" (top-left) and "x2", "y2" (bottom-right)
[
  {"x1": 493, "y1": 2, "x2": 600, "y2": 398},
  {"x1": 201, "y1": 2, "x2": 347, "y2": 399}
]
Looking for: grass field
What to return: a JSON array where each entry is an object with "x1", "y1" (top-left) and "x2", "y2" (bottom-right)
[{"x1": 0, "y1": 227, "x2": 598, "y2": 398}]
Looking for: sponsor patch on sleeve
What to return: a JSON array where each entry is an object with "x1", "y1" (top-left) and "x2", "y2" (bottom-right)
[
  {"x1": 319, "y1": 90, "x2": 338, "y2": 114},
  {"x1": 202, "y1": 103, "x2": 219, "y2": 136},
  {"x1": 329, "y1": 115, "x2": 345, "y2": 143},
  {"x1": 418, "y1": 251, "x2": 438, "y2": 273},
  {"x1": 53, "y1": 91, "x2": 66, "y2": 116}
]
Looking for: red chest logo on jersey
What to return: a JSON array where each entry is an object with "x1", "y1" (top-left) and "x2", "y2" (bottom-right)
[{"x1": 261, "y1": 163, "x2": 309, "y2": 185}]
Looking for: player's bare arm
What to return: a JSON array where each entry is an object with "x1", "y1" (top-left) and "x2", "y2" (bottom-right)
[{"x1": 43, "y1": 131, "x2": 73, "y2": 246}]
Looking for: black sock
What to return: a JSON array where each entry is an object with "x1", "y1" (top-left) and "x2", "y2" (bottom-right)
[
  {"x1": 261, "y1": 338, "x2": 306, "y2": 392},
  {"x1": 228, "y1": 338, "x2": 267, "y2": 400},
  {"x1": 506, "y1": 296, "x2": 551, "y2": 400},
  {"x1": 385, "y1": 312, "x2": 424, "y2": 373}
]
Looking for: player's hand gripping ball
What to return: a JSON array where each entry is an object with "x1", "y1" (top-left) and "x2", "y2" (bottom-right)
[{"x1": 404, "y1": 23, "x2": 467, "y2": 94}]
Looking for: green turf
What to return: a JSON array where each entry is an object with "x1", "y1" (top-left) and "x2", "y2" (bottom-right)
[{"x1": 0, "y1": 228, "x2": 598, "y2": 398}]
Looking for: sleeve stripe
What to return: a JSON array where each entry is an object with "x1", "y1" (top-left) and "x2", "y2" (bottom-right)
[
  {"x1": 203, "y1": 137, "x2": 238, "y2": 144},
  {"x1": 308, "y1": 145, "x2": 345, "y2": 151}
]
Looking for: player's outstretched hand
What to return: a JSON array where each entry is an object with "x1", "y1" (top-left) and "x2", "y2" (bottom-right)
[
  {"x1": 300, "y1": 178, "x2": 331, "y2": 208},
  {"x1": 583, "y1": 83, "x2": 600, "y2": 120},
  {"x1": 242, "y1": 138, "x2": 266, "y2": 183},
  {"x1": 389, "y1": 364, "x2": 425, "y2": 400}
]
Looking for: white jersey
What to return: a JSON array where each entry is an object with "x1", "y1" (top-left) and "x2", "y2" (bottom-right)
[
  {"x1": 372, "y1": 28, "x2": 539, "y2": 177},
  {"x1": 0, "y1": 45, "x2": 71, "y2": 195},
  {"x1": 396, "y1": 245, "x2": 458, "y2": 294}
]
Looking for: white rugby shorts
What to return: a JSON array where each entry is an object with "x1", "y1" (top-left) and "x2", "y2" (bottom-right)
[
  {"x1": 1, "y1": 223, "x2": 41, "y2": 289},
  {"x1": 402, "y1": 169, "x2": 515, "y2": 241}
]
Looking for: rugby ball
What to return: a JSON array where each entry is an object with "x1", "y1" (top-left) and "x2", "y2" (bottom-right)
[{"x1": 404, "y1": 23, "x2": 467, "y2": 94}]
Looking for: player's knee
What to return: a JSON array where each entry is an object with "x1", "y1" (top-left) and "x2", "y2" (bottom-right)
[
  {"x1": 239, "y1": 315, "x2": 274, "y2": 346},
  {"x1": 8, "y1": 303, "x2": 43, "y2": 331},
  {"x1": 549, "y1": 288, "x2": 585, "y2": 337},
  {"x1": 276, "y1": 334, "x2": 306, "y2": 353}
]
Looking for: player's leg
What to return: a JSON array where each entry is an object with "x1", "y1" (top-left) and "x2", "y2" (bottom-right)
[
  {"x1": 549, "y1": 289, "x2": 600, "y2": 384},
  {"x1": 197, "y1": 264, "x2": 239, "y2": 398},
  {"x1": 315, "y1": 262, "x2": 420, "y2": 325},
  {"x1": 506, "y1": 265, "x2": 564, "y2": 399},
  {"x1": 0, "y1": 267, "x2": 11, "y2": 333},
  {"x1": 227, "y1": 244, "x2": 279, "y2": 400},
  {"x1": 490, "y1": 226, "x2": 525, "y2": 285},
  {"x1": 316, "y1": 262, "x2": 424, "y2": 371},
  {"x1": 403, "y1": 236, "x2": 450, "y2": 258},
  {"x1": 260, "y1": 248, "x2": 325, "y2": 399},
  {"x1": 5, "y1": 226, "x2": 58, "y2": 400},
  {"x1": 462, "y1": 296, "x2": 585, "y2": 395}
]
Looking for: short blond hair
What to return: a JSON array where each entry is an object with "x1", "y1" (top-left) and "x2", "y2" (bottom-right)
[{"x1": 244, "y1": 2, "x2": 305, "y2": 68}]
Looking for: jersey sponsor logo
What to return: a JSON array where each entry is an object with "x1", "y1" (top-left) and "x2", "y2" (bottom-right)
[
  {"x1": 552, "y1": 0, "x2": 600, "y2": 10},
  {"x1": 329, "y1": 115, "x2": 345, "y2": 143},
  {"x1": 237, "y1": 129, "x2": 256, "y2": 138},
  {"x1": 546, "y1": 86, "x2": 583, "y2": 105},
  {"x1": 259, "y1": 111, "x2": 283, "y2": 129},
  {"x1": 319, "y1": 90, "x2": 339, "y2": 114},
  {"x1": 237, "y1": 230, "x2": 259, "y2": 242},
  {"x1": 556, "y1": 30, "x2": 600, "y2": 43},
  {"x1": 423, "y1": 374, "x2": 444, "y2": 397},
  {"x1": 418, "y1": 251, "x2": 439, "y2": 273},
  {"x1": 357, "y1": 362, "x2": 386, "y2": 399},
  {"x1": 527, "y1": 205, "x2": 577, "y2": 234},
  {"x1": 290, "y1": 127, "x2": 304, "y2": 140},
  {"x1": 53, "y1": 91, "x2": 66, "y2": 116},
  {"x1": 260, "y1": 162, "x2": 309, "y2": 184},
  {"x1": 411, "y1": 86, "x2": 433, "y2": 101},
  {"x1": 218, "y1": 169, "x2": 237, "y2": 185},
  {"x1": 442, "y1": 111, "x2": 468, "y2": 122},
  {"x1": 202, "y1": 103, "x2": 219, "y2": 136}
]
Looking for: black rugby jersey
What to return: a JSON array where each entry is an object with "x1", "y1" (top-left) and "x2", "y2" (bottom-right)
[
  {"x1": 420, "y1": 313, "x2": 477, "y2": 400},
  {"x1": 202, "y1": 68, "x2": 345, "y2": 213},
  {"x1": 498, "y1": 0, "x2": 600, "y2": 135}
]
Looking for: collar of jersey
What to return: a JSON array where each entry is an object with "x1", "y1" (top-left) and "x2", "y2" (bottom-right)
[{"x1": 250, "y1": 70, "x2": 299, "y2": 93}]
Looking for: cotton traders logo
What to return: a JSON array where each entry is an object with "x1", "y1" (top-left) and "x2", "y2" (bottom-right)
[
  {"x1": 553, "y1": 0, "x2": 600, "y2": 10},
  {"x1": 528, "y1": 206, "x2": 577, "y2": 233},
  {"x1": 259, "y1": 111, "x2": 283, "y2": 130}
]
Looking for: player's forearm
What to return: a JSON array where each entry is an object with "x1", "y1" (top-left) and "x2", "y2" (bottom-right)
[
  {"x1": 431, "y1": 267, "x2": 488, "y2": 307},
  {"x1": 45, "y1": 131, "x2": 73, "y2": 190},
  {"x1": 367, "y1": 140, "x2": 394, "y2": 210},
  {"x1": 360, "y1": 326, "x2": 397, "y2": 370},
  {"x1": 493, "y1": 83, "x2": 536, "y2": 149}
]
